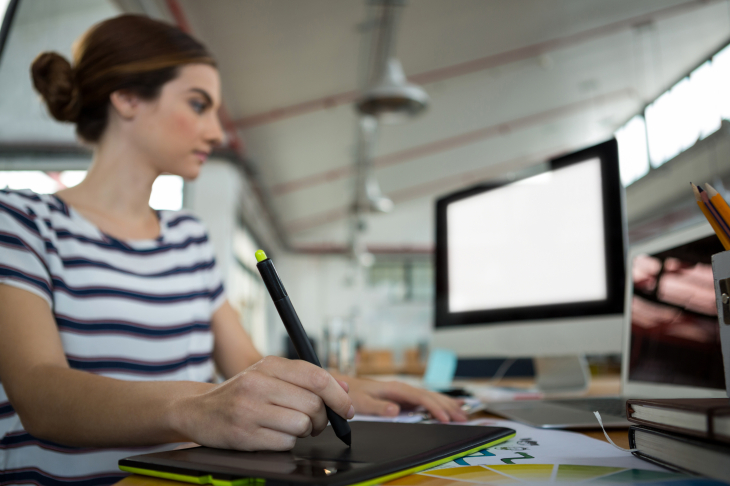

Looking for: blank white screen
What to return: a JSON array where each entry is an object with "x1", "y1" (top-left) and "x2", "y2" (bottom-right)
[{"x1": 447, "y1": 158, "x2": 607, "y2": 312}]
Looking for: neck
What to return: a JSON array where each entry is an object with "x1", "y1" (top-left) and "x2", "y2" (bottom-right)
[{"x1": 66, "y1": 134, "x2": 160, "y2": 220}]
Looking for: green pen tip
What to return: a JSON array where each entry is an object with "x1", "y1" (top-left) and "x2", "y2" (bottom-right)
[{"x1": 255, "y1": 249, "x2": 268, "y2": 262}]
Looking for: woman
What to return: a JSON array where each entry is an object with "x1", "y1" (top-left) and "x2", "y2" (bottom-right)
[{"x1": 0, "y1": 15, "x2": 465, "y2": 484}]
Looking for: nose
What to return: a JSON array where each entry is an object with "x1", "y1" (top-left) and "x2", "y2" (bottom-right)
[{"x1": 207, "y1": 113, "x2": 225, "y2": 148}]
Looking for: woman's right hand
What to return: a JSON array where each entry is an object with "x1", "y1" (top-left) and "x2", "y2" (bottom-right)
[{"x1": 172, "y1": 356, "x2": 355, "y2": 451}]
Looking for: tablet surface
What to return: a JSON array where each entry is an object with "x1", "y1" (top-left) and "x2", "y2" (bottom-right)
[{"x1": 119, "y1": 422, "x2": 515, "y2": 486}]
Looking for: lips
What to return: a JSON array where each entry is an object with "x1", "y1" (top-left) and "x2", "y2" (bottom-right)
[{"x1": 193, "y1": 150, "x2": 209, "y2": 163}]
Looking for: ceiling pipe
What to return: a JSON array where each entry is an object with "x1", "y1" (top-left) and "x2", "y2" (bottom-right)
[
  {"x1": 355, "y1": 0, "x2": 429, "y2": 124},
  {"x1": 348, "y1": 0, "x2": 431, "y2": 265}
]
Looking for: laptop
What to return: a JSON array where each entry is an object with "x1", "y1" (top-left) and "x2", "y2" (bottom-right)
[{"x1": 484, "y1": 221, "x2": 728, "y2": 428}]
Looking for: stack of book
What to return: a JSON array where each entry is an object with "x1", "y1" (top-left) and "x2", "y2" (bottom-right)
[{"x1": 626, "y1": 398, "x2": 730, "y2": 482}]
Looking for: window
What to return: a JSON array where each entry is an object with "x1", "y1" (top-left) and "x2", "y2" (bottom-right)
[
  {"x1": 644, "y1": 46, "x2": 730, "y2": 168},
  {"x1": 615, "y1": 115, "x2": 649, "y2": 186},
  {"x1": 617, "y1": 42, "x2": 730, "y2": 185},
  {"x1": 0, "y1": 170, "x2": 184, "y2": 210},
  {"x1": 369, "y1": 259, "x2": 433, "y2": 302}
]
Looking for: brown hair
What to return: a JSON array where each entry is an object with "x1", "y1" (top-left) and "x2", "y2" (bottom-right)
[{"x1": 30, "y1": 15, "x2": 216, "y2": 143}]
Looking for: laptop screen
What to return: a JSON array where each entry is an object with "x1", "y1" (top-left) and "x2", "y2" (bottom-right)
[{"x1": 628, "y1": 234, "x2": 726, "y2": 390}]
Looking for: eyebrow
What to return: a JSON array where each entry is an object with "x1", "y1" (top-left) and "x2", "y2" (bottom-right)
[{"x1": 189, "y1": 88, "x2": 213, "y2": 106}]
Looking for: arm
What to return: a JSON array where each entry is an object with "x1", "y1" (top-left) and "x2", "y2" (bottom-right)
[
  {"x1": 0, "y1": 286, "x2": 352, "y2": 450},
  {"x1": 210, "y1": 300, "x2": 263, "y2": 379}
]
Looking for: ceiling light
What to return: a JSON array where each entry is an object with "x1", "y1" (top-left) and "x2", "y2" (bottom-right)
[{"x1": 356, "y1": 58, "x2": 429, "y2": 124}]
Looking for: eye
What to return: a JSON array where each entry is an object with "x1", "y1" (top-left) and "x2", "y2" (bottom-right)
[{"x1": 189, "y1": 99, "x2": 207, "y2": 114}]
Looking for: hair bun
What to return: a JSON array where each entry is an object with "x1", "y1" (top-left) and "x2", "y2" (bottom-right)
[{"x1": 31, "y1": 52, "x2": 81, "y2": 122}]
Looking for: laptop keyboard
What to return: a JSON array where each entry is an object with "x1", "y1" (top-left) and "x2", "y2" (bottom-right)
[{"x1": 547, "y1": 397, "x2": 626, "y2": 417}]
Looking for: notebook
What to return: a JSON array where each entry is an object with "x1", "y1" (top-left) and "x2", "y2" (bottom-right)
[
  {"x1": 629, "y1": 425, "x2": 730, "y2": 482},
  {"x1": 626, "y1": 398, "x2": 730, "y2": 443},
  {"x1": 119, "y1": 422, "x2": 515, "y2": 486}
]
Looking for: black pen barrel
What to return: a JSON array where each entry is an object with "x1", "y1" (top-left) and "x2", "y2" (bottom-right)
[{"x1": 256, "y1": 257, "x2": 352, "y2": 447}]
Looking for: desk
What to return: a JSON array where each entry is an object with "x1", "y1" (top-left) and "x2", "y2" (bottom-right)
[{"x1": 114, "y1": 375, "x2": 629, "y2": 485}]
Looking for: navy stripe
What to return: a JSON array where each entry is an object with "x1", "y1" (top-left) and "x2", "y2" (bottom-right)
[
  {"x1": 0, "y1": 231, "x2": 56, "y2": 283},
  {"x1": 56, "y1": 315, "x2": 210, "y2": 338},
  {"x1": 0, "y1": 199, "x2": 41, "y2": 235},
  {"x1": 50, "y1": 194, "x2": 71, "y2": 216},
  {"x1": 44, "y1": 238, "x2": 59, "y2": 254},
  {"x1": 1, "y1": 189, "x2": 67, "y2": 215},
  {"x1": 210, "y1": 283, "x2": 224, "y2": 301},
  {"x1": 0, "y1": 266, "x2": 53, "y2": 300},
  {"x1": 0, "y1": 401, "x2": 14, "y2": 419},
  {"x1": 0, "y1": 232, "x2": 25, "y2": 250},
  {"x1": 67, "y1": 353, "x2": 211, "y2": 374},
  {"x1": 55, "y1": 229, "x2": 208, "y2": 254},
  {"x1": 10, "y1": 190, "x2": 69, "y2": 216},
  {"x1": 0, "y1": 468, "x2": 126, "y2": 486},
  {"x1": 1, "y1": 432, "x2": 91, "y2": 453},
  {"x1": 0, "y1": 431, "x2": 158, "y2": 455},
  {"x1": 61, "y1": 256, "x2": 215, "y2": 277},
  {"x1": 51, "y1": 276, "x2": 218, "y2": 303},
  {"x1": 167, "y1": 214, "x2": 198, "y2": 228}
]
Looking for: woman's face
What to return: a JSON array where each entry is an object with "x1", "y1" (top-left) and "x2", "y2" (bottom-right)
[{"x1": 128, "y1": 63, "x2": 224, "y2": 180}]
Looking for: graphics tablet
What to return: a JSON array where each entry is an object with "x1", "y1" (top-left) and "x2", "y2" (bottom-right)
[{"x1": 119, "y1": 422, "x2": 515, "y2": 486}]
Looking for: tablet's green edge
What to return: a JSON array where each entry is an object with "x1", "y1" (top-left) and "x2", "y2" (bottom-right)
[{"x1": 119, "y1": 433, "x2": 515, "y2": 486}]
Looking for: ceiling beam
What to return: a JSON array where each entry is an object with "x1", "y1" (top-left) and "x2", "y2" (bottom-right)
[
  {"x1": 231, "y1": 0, "x2": 721, "y2": 130},
  {"x1": 285, "y1": 144, "x2": 569, "y2": 234},
  {"x1": 272, "y1": 87, "x2": 637, "y2": 197}
]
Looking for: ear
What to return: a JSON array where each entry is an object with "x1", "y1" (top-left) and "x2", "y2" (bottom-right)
[{"x1": 109, "y1": 90, "x2": 141, "y2": 119}]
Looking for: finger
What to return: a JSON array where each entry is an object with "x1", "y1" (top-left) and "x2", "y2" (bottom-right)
[
  {"x1": 256, "y1": 404, "x2": 313, "y2": 439},
  {"x1": 427, "y1": 393, "x2": 467, "y2": 422},
  {"x1": 337, "y1": 379, "x2": 349, "y2": 393},
  {"x1": 420, "y1": 395, "x2": 452, "y2": 423},
  {"x1": 257, "y1": 357, "x2": 353, "y2": 420},
  {"x1": 248, "y1": 427, "x2": 297, "y2": 451},
  {"x1": 356, "y1": 394, "x2": 400, "y2": 416},
  {"x1": 375, "y1": 382, "x2": 467, "y2": 422},
  {"x1": 437, "y1": 395, "x2": 468, "y2": 422},
  {"x1": 264, "y1": 379, "x2": 329, "y2": 435}
]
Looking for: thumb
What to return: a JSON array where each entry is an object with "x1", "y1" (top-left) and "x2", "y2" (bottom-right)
[{"x1": 357, "y1": 395, "x2": 400, "y2": 417}]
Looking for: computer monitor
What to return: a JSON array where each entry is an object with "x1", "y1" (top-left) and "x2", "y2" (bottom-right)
[
  {"x1": 621, "y1": 222, "x2": 727, "y2": 398},
  {"x1": 432, "y1": 139, "x2": 626, "y2": 364}
]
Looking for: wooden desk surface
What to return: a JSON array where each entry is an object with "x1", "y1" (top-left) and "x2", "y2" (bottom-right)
[{"x1": 115, "y1": 375, "x2": 628, "y2": 485}]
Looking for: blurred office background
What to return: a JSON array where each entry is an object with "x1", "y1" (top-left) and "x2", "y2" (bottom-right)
[{"x1": 3, "y1": 0, "x2": 730, "y2": 371}]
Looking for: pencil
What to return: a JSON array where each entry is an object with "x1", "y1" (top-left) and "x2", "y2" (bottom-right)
[
  {"x1": 700, "y1": 188, "x2": 730, "y2": 238},
  {"x1": 703, "y1": 183, "x2": 730, "y2": 227},
  {"x1": 693, "y1": 183, "x2": 730, "y2": 250}
]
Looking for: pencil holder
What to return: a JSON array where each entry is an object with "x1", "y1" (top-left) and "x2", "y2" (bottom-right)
[{"x1": 711, "y1": 250, "x2": 730, "y2": 398}]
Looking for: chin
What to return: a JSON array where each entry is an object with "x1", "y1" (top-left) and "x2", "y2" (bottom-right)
[
  {"x1": 169, "y1": 163, "x2": 202, "y2": 181},
  {"x1": 182, "y1": 166, "x2": 202, "y2": 180}
]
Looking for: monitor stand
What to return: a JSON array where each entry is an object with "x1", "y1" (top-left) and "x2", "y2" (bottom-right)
[{"x1": 534, "y1": 355, "x2": 591, "y2": 394}]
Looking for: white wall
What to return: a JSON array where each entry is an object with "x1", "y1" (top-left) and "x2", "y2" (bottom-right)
[
  {"x1": 185, "y1": 159, "x2": 269, "y2": 354},
  {"x1": 271, "y1": 253, "x2": 432, "y2": 360}
]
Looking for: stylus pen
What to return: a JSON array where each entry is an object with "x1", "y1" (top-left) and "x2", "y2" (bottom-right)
[{"x1": 255, "y1": 249, "x2": 352, "y2": 447}]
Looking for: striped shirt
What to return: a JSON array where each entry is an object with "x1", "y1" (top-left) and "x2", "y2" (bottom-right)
[{"x1": 0, "y1": 189, "x2": 225, "y2": 485}]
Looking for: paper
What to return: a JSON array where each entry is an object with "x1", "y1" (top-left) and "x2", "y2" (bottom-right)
[
  {"x1": 380, "y1": 419, "x2": 702, "y2": 486},
  {"x1": 429, "y1": 418, "x2": 664, "y2": 471},
  {"x1": 466, "y1": 384, "x2": 544, "y2": 401},
  {"x1": 350, "y1": 412, "x2": 424, "y2": 423},
  {"x1": 350, "y1": 398, "x2": 485, "y2": 423}
]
